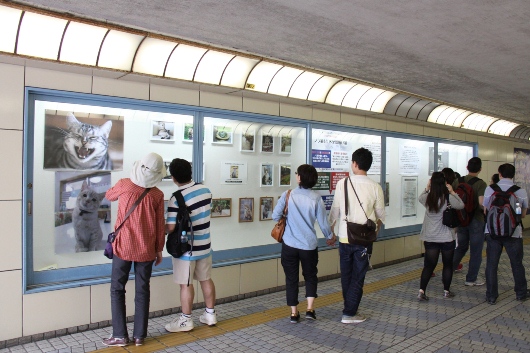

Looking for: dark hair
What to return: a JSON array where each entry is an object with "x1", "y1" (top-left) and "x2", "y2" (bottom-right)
[
  {"x1": 426, "y1": 172, "x2": 448, "y2": 213},
  {"x1": 467, "y1": 157, "x2": 482, "y2": 173},
  {"x1": 491, "y1": 173, "x2": 500, "y2": 184},
  {"x1": 455, "y1": 172, "x2": 461, "y2": 179},
  {"x1": 297, "y1": 164, "x2": 318, "y2": 189},
  {"x1": 441, "y1": 167, "x2": 456, "y2": 186},
  {"x1": 351, "y1": 147, "x2": 373, "y2": 172},
  {"x1": 498, "y1": 164, "x2": 515, "y2": 179},
  {"x1": 169, "y1": 158, "x2": 192, "y2": 183}
]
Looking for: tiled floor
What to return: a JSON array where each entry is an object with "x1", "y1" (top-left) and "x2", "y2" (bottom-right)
[{"x1": 3, "y1": 238, "x2": 530, "y2": 353}]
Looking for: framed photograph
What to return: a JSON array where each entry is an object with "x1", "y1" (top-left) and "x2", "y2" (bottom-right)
[
  {"x1": 261, "y1": 133, "x2": 274, "y2": 153},
  {"x1": 259, "y1": 197, "x2": 274, "y2": 221},
  {"x1": 279, "y1": 163, "x2": 292, "y2": 186},
  {"x1": 162, "y1": 160, "x2": 173, "y2": 181},
  {"x1": 150, "y1": 119, "x2": 175, "y2": 142},
  {"x1": 183, "y1": 122, "x2": 193, "y2": 142},
  {"x1": 211, "y1": 198, "x2": 232, "y2": 218},
  {"x1": 239, "y1": 197, "x2": 254, "y2": 222},
  {"x1": 212, "y1": 125, "x2": 233, "y2": 144},
  {"x1": 260, "y1": 163, "x2": 273, "y2": 187},
  {"x1": 279, "y1": 133, "x2": 292, "y2": 154},
  {"x1": 240, "y1": 130, "x2": 255, "y2": 152}
]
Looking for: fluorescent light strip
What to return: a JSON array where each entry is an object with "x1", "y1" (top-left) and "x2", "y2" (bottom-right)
[
  {"x1": 437, "y1": 106, "x2": 457, "y2": 125},
  {"x1": 194, "y1": 51, "x2": 234, "y2": 85},
  {"x1": 60, "y1": 21, "x2": 107, "y2": 66},
  {"x1": 342, "y1": 84, "x2": 371, "y2": 109},
  {"x1": 268, "y1": 66, "x2": 303, "y2": 96},
  {"x1": 427, "y1": 105, "x2": 450, "y2": 123},
  {"x1": 289, "y1": 71, "x2": 322, "y2": 100},
  {"x1": 325, "y1": 81, "x2": 357, "y2": 106},
  {"x1": 165, "y1": 44, "x2": 207, "y2": 81},
  {"x1": 0, "y1": 5, "x2": 22, "y2": 53},
  {"x1": 308, "y1": 76, "x2": 340, "y2": 102},
  {"x1": 98, "y1": 30, "x2": 144, "y2": 71},
  {"x1": 221, "y1": 56, "x2": 259, "y2": 88},
  {"x1": 133, "y1": 37, "x2": 176, "y2": 76},
  {"x1": 246, "y1": 61, "x2": 283, "y2": 93},
  {"x1": 371, "y1": 91, "x2": 398, "y2": 113},
  {"x1": 17, "y1": 12, "x2": 67, "y2": 60},
  {"x1": 489, "y1": 120, "x2": 519, "y2": 136}
]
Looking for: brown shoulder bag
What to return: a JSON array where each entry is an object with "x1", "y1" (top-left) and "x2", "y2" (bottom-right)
[{"x1": 271, "y1": 189, "x2": 292, "y2": 242}]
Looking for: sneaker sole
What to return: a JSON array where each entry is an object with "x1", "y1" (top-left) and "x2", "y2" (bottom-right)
[
  {"x1": 165, "y1": 325, "x2": 194, "y2": 332},
  {"x1": 305, "y1": 316, "x2": 316, "y2": 320},
  {"x1": 465, "y1": 283, "x2": 484, "y2": 286},
  {"x1": 200, "y1": 321, "x2": 217, "y2": 326},
  {"x1": 341, "y1": 319, "x2": 366, "y2": 323}
]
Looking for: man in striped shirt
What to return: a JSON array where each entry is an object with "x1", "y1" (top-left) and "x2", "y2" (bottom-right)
[{"x1": 164, "y1": 158, "x2": 216, "y2": 332}]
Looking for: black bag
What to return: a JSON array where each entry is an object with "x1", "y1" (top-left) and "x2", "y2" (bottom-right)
[
  {"x1": 344, "y1": 178, "x2": 378, "y2": 247},
  {"x1": 442, "y1": 194, "x2": 460, "y2": 228},
  {"x1": 166, "y1": 190, "x2": 194, "y2": 258},
  {"x1": 486, "y1": 184, "x2": 521, "y2": 238}
]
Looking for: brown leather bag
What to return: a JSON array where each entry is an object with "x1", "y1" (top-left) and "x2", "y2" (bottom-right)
[{"x1": 271, "y1": 190, "x2": 292, "y2": 242}]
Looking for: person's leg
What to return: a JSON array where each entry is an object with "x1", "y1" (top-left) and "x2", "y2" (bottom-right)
[
  {"x1": 466, "y1": 218, "x2": 486, "y2": 283},
  {"x1": 503, "y1": 238, "x2": 528, "y2": 298},
  {"x1": 281, "y1": 243, "x2": 301, "y2": 311},
  {"x1": 342, "y1": 244, "x2": 369, "y2": 317},
  {"x1": 339, "y1": 243, "x2": 353, "y2": 312},
  {"x1": 110, "y1": 255, "x2": 132, "y2": 339},
  {"x1": 453, "y1": 226, "x2": 470, "y2": 270},
  {"x1": 440, "y1": 243, "x2": 455, "y2": 292},
  {"x1": 420, "y1": 243, "x2": 440, "y2": 292},
  {"x1": 166, "y1": 258, "x2": 195, "y2": 332},
  {"x1": 485, "y1": 235, "x2": 502, "y2": 301},
  {"x1": 299, "y1": 247, "x2": 319, "y2": 310},
  {"x1": 132, "y1": 260, "x2": 154, "y2": 340},
  {"x1": 180, "y1": 283, "x2": 195, "y2": 315}
]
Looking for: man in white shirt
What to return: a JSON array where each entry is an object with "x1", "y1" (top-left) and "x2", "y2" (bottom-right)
[{"x1": 329, "y1": 148, "x2": 385, "y2": 324}]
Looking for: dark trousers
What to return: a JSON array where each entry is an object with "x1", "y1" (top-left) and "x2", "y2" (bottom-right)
[
  {"x1": 281, "y1": 242, "x2": 319, "y2": 306},
  {"x1": 485, "y1": 235, "x2": 527, "y2": 301},
  {"x1": 110, "y1": 255, "x2": 154, "y2": 339},
  {"x1": 339, "y1": 242, "x2": 370, "y2": 316},
  {"x1": 453, "y1": 217, "x2": 485, "y2": 282},
  {"x1": 420, "y1": 241, "x2": 455, "y2": 292}
]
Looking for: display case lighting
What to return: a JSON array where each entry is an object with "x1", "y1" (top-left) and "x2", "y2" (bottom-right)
[
  {"x1": 288, "y1": 71, "x2": 322, "y2": 100},
  {"x1": 325, "y1": 81, "x2": 357, "y2": 106},
  {"x1": 98, "y1": 30, "x2": 144, "y2": 71},
  {"x1": 342, "y1": 84, "x2": 371, "y2": 109},
  {"x1": 307, "y1": 76, "x2": 340, "y2": 102},
  {"x1": 220, "y1": 56, "x2": 259, "y2": 89},
  {"x1": 489, "y1": 120, "x2": 519, "y2": 136},
  {"x1": 268, "y1": 66, "x2": 304, "y2": 96},
  {"x1": 371, "y1": 91, "x2": 398, "y2": 113},
  {"x1": 0, "y1": 6, "x2": 22, "y2": 53},
  {"x1": 132, "y1": 37, "x2": 177, "y2": 76},
  {"x1": 245, "y1": 61, "x2": 283, "y2": 93},
  {"x1": 17, "y1": 12, "x2": 67, "y2": 60},
  {"x1": 427, "y1": 105, "x2": 450, "y2": 123},
  {"x1": 194, "y1": 50, "x2": 234, "y2": 85},
  {"x1": 60, "y1": 22, "x2": 108, "y2": 66},
  {"x1": 165, "y1": 44, "x2": 207, "y2": 80}
]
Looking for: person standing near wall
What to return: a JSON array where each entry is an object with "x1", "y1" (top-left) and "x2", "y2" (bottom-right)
[
  {"x1": 164, "y1": 158, "x2": 216, "y2": 332},
  {"x1": 452, "y1": 157, "x2": 488, "y2": 286},
  {"x1": 329, "y1": 148, "x2": 385, "y2": 324},
  {"x1": 103, "y1": 153, "x2": 166, "y2": 347},
  {"x1": 272, "y1": 164, "x2": 336, "y2": 323}
]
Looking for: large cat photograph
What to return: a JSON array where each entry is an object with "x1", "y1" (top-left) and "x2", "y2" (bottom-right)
[
  {"x1": 54, "y1": 172, "x2": 112, "y2": 254},
  {"x1": 44, "y1": 111, "x2": 124, "y2": 171}
]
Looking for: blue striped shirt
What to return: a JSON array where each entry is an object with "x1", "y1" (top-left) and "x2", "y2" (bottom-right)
[{"x1": 166, "y1": 182, "x2": 212, "y2": 261}]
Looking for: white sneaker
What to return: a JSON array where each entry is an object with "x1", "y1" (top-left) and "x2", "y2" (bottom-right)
[
  {"x1": 199, "y1": 310, "x2": 218, "y2": 326},
  {"x1": 165, "y1": 314, "x2": 194, "y2": 332},
  {"x1": 341, "y1": 314, "x2": 366, "y2": 323},
  {"x1": 464, "y1": 280, "x2": 485, "y2": 286}
]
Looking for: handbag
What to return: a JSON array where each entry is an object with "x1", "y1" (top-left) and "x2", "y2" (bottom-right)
[
  {"x1": 104, "y1": 188, "x2": 151, "y2": 259},
  {"x1": 344, "y1": 177, "x2": 377, "y2": 247},
  {"x1": 442, "y1": 194, "x2": 460, "y2": 228},
  {"x1": 271, "y1": 189, "x2": 292, "y2": 242}
]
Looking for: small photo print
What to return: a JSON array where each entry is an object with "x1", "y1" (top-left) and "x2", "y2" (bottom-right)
[
  {"x1": 150, "y1": 119, "x2": 175, "y2": 142},
  {"x1": 279, "y1": 163, "x2": 292, "y2": 186},
  {"x1": 183, "y1": 123, "x2": 193, "y2": 142},
  {"x1": 212, "y1": 125, "x2": 233, "y2": 144},
  {"x1": 259, "y1": 197, "x2": 274, "y2": 221},
  {"x1": 280, "y1": 133, "x2": 292, "y2": 154},
  {"x1": 239, "y1": 197, "x2": 254, "y2": 222},
  {"x1": 162, "y1": 160, "x2": 172, "y2": 181},
  {"x1": 261, "y1": 133, "x2": 274, "y2": 153},
  {"x1": 211, "y1": 198, "x2": 232, "y2": 218},
  {"x1": 241, "y1": 130, "x2": 256, "y2": 152},
  {"x1": 261, "y1": 163, "x2": 273, "y2": 187}
]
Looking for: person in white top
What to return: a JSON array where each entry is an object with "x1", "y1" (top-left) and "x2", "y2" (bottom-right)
[{"x1": 329, "y1": 148, "x2": 385, "y2": 324}]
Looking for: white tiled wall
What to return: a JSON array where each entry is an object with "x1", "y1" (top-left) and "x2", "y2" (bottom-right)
[{"x1": 0, "y1": 60, "x2": 525, "y2": 341}]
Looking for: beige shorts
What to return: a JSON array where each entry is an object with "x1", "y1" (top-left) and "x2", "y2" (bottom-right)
[{"x1": 172, "y1": 256, "x2": 212, "y2": 284}]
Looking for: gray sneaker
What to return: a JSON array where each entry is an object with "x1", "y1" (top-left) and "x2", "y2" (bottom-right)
[
  {"x1": 465, "y1": 280, "x2": 484, "y2": 286},
  {"x1": 341, "y1": 314, "x2": 366, "y2": 323}
]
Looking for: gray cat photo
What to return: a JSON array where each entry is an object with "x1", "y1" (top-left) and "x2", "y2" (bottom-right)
[{"x1": 44, "y1": 112, "x2": 124, "y2": 171}]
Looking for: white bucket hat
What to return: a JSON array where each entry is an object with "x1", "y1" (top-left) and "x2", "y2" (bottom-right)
[{"x1": 130, "y1": 152, "x2": 167, "y2": 188}]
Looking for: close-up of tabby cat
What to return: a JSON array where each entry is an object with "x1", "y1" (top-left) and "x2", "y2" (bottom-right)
[{"x1": 44, "y1": 113, "x2": 113, "y2": 170}]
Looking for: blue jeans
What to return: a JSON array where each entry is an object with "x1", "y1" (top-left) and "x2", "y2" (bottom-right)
[
  {"x1": 452, "y1": 217, "x2": 485, "y2": 282},
  {"x1": 485, "y1": 235, "x2": 527, "y2": 300},
  {"x1": 281, "y1": 242, "x2": 319, "y2": 306},
  {"x1": 110, "y1": 255, "x2": 154, "y2": 339},
  {"x1": 339, "y1": 242, "x2": 370, "y2": 316}
]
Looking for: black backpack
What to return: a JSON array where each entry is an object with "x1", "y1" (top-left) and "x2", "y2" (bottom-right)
[
  {"x1": 166, "y1": 190, "x2": 194, "y2": 258},
  {"x1": 485, "y1": 184, "x2": 521, "y2": 238}
]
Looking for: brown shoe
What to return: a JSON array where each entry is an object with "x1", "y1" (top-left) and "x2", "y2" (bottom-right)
[
  {"x1": 134, "y1": 338, "x2": 144, "y2": 346},
  {"x1": 102, "y1": 336, "x2": 129, "y2": 347}
]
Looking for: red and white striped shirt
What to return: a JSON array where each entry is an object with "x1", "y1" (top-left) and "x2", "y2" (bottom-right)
[{"x1": 106, "y1": 178, "x2": 165, "y2": 262}]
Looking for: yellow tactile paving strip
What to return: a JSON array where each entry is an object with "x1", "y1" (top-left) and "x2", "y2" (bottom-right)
[{"x1": 99, "y1": 237, "x2": 530, "y2": 353}]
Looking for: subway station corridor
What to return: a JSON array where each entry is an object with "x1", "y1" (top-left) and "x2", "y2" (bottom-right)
[{"x1": 3, "y1": 237, "x2": 530, "y2": 353}]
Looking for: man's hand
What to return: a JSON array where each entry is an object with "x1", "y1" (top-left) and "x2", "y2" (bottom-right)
[
  {"x1": 154, "y1": 251, "x2": 163, "y2": 266},
  {"x1": 326, "y1": 233, "x2": 337, "y2": 246}
]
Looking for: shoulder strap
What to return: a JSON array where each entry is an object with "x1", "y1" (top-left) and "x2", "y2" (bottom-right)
[
  {"x1": 114, "y1": 188, "x2": 151, "y2": 234},
  {"x1": 283, "y1": 189, "x2": 292, "y2": 216},
  {"x1": 506, "y1": 185, "x2": 521, "y2": 194},
  {"x1": 458, "y1": 176, "x2": 465, "y2": 184},
  {"x1": 346, "y1": 177, "x2": 370, "y2": 221},
  {"x1": 467, "y1": 177, "x2": 480, "y2": 186},
  {"x1": 445, "y1": 193, "x2": 451, "y2": 207},
  {"x1": 490, "y1": 184, "x2": 502, "y2": 193},
  {"x1": 173, "y1": 189, "x2": 195, "y2": 252}
]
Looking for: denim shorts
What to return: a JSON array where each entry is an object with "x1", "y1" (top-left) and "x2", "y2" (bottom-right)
[{"x1": 424, "y1": 240, "x2": 456, "y2": 251}]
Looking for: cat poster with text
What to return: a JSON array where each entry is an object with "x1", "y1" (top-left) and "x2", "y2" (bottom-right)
[
  {"x1": 54, "y1": 171, "x2": 113, "y2": 254},
  {"x1": 43, "y1": 111, "x2": 124, "y2": 171}
]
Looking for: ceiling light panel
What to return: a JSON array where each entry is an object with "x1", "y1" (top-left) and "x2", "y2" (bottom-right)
[
  {"x1": 0, "y1": 5, "x2": 22, "y2": 53},
  {"x1": 371, "y1": 91, "x2": 398, "y2": 113},
  {"x1": 307, "y1": 76, "x2": 340, "y2": 102},
  {"x1": 268, "y1": 67, "x2": 303, "y2": 96},
  {"x1": 17, "y1": 12, "x2": 67, "y2": 60},
  {"x1": 60, "y1": 22, "x2": 107, "y2": 66},
  {"x1": 98, "y1": 30, "x2": 144, "y2": 71},
  {"x1": 489, "y1": 120, "x2": 519, "y2": 136},
  {"x1": 449, "y1": 109, "x2": 472, "y2": 127},
  {"x1": 357, "y1": 87, "x2": 383, "y2": 111},
  {"x1": 165, "y1": 44, "x2": 207, "y2": 81},
  {"x1": 325, "y1": 81, "x2": 357, "y2": 106},
  {"x1": 427, "y1": 105, "x2": 450, "y2": 123},
  {"x1": 462, "y1": 113, "x2": 485, "y2": 131},
  {"x1": 245, "y1": 61, "x2": 283, "y2": 93},
  {"x1": 342, "y1": 84, "x2": 371, "y2": 109},
  {"x1": 476, "y1": 115, "x2": 497, "y2": 132},
  {"x1": 221, "y1": 56, "x2": 259, "y2": 88},
  {"x1": 133, "y1": 37, "x2": 176, "y2": 76},
  {"x1": 194, "y1": 50, "x2": 234, "y2": 85},
  {"x1": 289, "y1": 71, "x2": 322, "y2": 100},
  {"x1": 436, "y1": 106, "x2": 457, "y2": 125}
]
